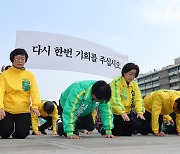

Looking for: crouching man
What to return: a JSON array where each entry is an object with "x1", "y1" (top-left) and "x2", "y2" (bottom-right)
[
  {"x1": 31, "y1": 100, "x2": 58, "y2": 135},
  {"x1": 140, "y1": 90, "x2": 180, "y2": 137},
  {"x1": 57, "y1": 80, "x2": 115, "y2": 139}
]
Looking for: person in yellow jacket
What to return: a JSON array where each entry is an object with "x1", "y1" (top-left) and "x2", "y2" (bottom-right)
[
  {"x1": 31, "y1": 100, "x2": 58, "y2": 135},
  {"x1": 98, "y1": 63, "x2": 145, "y2": 136},
  {"x1": 0, "y1": 48, "x2": 41, "y2": 139},
  {"x1": 140, "y1": 90, "x2": 180, "y2": 136}
]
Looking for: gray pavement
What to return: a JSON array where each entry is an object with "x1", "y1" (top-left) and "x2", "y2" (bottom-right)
[{"x1": 0, "y1": 131, "x2": 180, "y2": 154}]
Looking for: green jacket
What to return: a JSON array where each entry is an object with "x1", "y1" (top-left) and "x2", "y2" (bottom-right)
[{"x1": 60, "y1": 80, "x2": 114, "y2": 137}]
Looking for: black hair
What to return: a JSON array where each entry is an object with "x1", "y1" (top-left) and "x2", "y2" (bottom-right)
[
  {"x1": 5, "y1": 65, "x2": 11, "y2": 70},
  {"x1": 1, "y1": 66, "x2": 5, "y2": 72},
  {"x1": 10, "y1": 48, "x2": 28, "y2": 63},
  {"x1": 121, "y1": 62, "x2": 139, "y2": 78},
  {"x1": 52, "y1": 101, "x2": 58, "y2": 106},
  {"x1": 43, "y1": 101, "x2": 55, "y2": 114},
  {"x1": 175, "y1": 98, "x2": 180, "y2": 111},
  {"x1": 92, "y1": 80, "x2": 111, "y2": 101}
]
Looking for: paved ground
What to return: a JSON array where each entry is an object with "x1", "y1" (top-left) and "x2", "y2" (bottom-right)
[{"x1": 0, "y1": 130, "x2": 180, "y2": 154}]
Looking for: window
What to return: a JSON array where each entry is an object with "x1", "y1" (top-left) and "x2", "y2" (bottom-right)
[
  {"x1": 138, "y1": 78, "x2": 145, "y2": 82},
  {"x1": 169, "y1": 67, "x2": 178, "y2": 73},
  {"x1": 170, "y1": 82, "x2": 178, "y2": 87},
  {"x1": 145, "y1": 75, "x2": 152, "y2": 80},
  {"x1": 145, "y1": 88, "x2": 153, "y2": 93},
  {"x1": 153, "y1": 87, "x2": 160, "y2": 91},
  {"x1": 152, "y1": 73, "x2": 159, "y2": 78},
  {"x1": 152, "y1": 80, "x2": 159, "y2": 85},
  {"x1": 139, "y1": 84, "x2": 145, "y2": 88},
  {"x1": 145, "y1": 82, "x2": 151, "y2": 86},
  {"x1": 169, "y1": 75, "x2": 178, "y2": 80}
]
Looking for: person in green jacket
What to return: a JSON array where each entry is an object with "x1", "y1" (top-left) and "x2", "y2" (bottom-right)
[
  {"x1": 0, "y1": 48, "x2": 41, "y2": 139},
  {"x1": 57, "y1": 80, "x2": 115, "y2": 139}
]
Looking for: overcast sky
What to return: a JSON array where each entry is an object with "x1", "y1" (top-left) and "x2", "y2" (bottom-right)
[{"x1": 0, "y1": 0, "x2": 180, "y2": 101}]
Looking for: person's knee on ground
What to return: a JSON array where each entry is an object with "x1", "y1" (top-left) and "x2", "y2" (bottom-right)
[
  {"x1": 0, "y1": 125, "x2": 14, "y2": 139},
  {"x1": 123, "y1": 129, "x2": 133, "y2": 136},
  {"x1": 12, "y1": 131, "x2": 29, "y2": 139},
  {"x1": 139, "y1": 127, "x2": 151, "y2": 135},
  {"x1": 1, "y1": 132, "x2": 12, "y2": 139},
  {"x1": 86, "y1": 125, "x2": 95, "y2": 132},
  {"x1": 57, "y1": 120, "x2": 66, "y2": 137},
  {"x1": 132, "y1": 118, "x2": 144, "y2": 135},
  {"x1": 112, "y1": 127, "x2": 133, "y2": 136}
]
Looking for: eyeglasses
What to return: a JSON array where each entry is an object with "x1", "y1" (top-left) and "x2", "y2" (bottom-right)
[{"x1": 14, "y1": 56, "x2": 26, "y2": 62}]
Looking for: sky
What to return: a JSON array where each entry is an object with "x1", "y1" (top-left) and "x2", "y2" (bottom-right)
[{"x1": 0, "y1": 0, "x2": 180, "y2": 101}]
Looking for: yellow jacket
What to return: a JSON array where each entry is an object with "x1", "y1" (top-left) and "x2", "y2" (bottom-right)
[
  {"x1": 163, "y1": 115, "x2": 172, "y2": 121},
  {"x1": 31, "y1": 100, "x2": 58, "y2": 133},
  {"x1": 144, "y1": 90, "x2": 180, "y2": 134},
  {"x1": 0, "y1": 66, "x2": 41, "y2": 114},
  {"x1": 109, "y1": 76, "x2": 144, "y2": 115}
]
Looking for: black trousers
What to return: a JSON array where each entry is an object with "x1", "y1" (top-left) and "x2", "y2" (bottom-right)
[
  {"x1": 0, "y1": 112, "x2": 31, "y2": 139},
  {"x1": 140, "y1": 110, "x2": 163, "y2": 135},
  {"x1": 39, "y1": 116, "x2": 52, "y2": 131},
  {"x1": 112, "y1": 114, "x2": 133, "y2": 136},
  {"x1": 76, "y1": 114, "x2": 95, "y2": 131},
  {"x1": 59, "y1": 103, "x2": 95, "y2": 133}
]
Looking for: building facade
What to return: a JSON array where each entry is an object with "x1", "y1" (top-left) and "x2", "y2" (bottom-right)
[{"x1": 137, "y1": 57, "x2": 180, "y2": 97}]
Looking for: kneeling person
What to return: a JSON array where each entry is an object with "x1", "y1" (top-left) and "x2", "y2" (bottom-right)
[
  {"x1": 57, "y1": 80, "x2": 115, "y2": 139},
  {"x1": 31, "y1": 101, "x2": 58, "y2": 135},
  {"x1": 140, "y1": 90, "x2": 180, "y2": 136}
]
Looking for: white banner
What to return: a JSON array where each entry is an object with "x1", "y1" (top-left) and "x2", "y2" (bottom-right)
[{"x1": 16, "y1": 31, "x2": 128, "y2": 78}]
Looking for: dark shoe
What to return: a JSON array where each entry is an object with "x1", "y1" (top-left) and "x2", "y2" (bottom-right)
[
  {"x1": 57, "y1": 122, "x2": 67, "y2": 137},
  {"x1": 32, "y1": 131, "x2": 36, "y2": 135},
  {"x1": 96, "y1": 123, "x2": 105, "y2": 135},
  {"x1": 40, "y1": 129, "x2": 47, "y2": 135},
  {"x1": 132, "y1": 129, "x2": 138, "y2": 135},
  {"x1": 100, "y1": 127, "x2": 105, "y2": 135},
  {"x1": 74, "y1": 130, "x2": 79, "y2": 136},
  {"x1": 39, "y1": 127, "x2": 47, "y2": 135}
]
